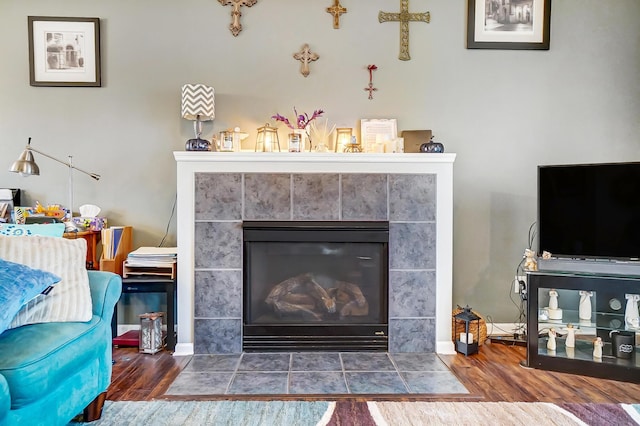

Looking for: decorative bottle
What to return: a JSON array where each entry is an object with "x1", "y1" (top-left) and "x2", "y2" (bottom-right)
[
  {"x1": 625, "y1": 294, "x2": 640, "y2": 330},
  {"x1": 565, "y1": 323, "x2": 575, "y2": 348},
  {"x1": 579, "y1": 291, "x2": 593, "y2": 322}
]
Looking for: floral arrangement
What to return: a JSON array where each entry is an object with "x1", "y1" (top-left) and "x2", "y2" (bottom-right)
[{"x1": 272, "y1": 108, "x2": 324, "y2": 130}]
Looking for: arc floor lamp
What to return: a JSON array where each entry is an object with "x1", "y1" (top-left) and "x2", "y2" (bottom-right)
[{"x1": 9, "y1": 137, "x2": 100, "y2": 219}]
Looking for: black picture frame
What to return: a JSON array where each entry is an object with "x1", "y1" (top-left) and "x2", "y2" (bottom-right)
[
  {"x1": 467, "y1": 0, "x2": 551, "y2": 50},
  {"x1": 28, "y1": 16, "x2": 101, "y2": 87}
]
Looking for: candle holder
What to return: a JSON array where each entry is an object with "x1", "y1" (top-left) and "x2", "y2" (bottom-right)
[
  {"x1": 453, "y1": 305, "x2": 480, "y2": 356},
  {"x1": 139, "y1": 312, "x2": 164, "y2": 354},
  {"x1": 334, "y1": 128, "x2": 353, "y2": 152},
  {"x1": 255, "y1": 123, "x2": 281, "y2": 152}
]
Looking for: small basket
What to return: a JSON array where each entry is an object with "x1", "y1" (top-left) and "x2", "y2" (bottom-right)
[{"x1": 452, "y1": 307, "x2": 487, "y2": 346}]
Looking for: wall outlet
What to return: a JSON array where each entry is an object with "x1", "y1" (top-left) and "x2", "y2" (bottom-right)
[{"x1": 514, "y1": 275, "x2": 527, "y2": 293}]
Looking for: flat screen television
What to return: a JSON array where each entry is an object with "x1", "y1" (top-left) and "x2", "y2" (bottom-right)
[{"x1": 538, "y1": 162, "x2": 640, "y2": 261}]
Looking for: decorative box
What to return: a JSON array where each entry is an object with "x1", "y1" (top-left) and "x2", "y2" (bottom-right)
[{"x1": 72, "y1": 216, "x2": 107, "y2": 231}]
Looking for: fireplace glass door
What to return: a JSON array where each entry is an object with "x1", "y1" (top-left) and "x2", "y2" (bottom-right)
[{"x1": 243, "y1": 221, "x2": 389, "y2": 351}]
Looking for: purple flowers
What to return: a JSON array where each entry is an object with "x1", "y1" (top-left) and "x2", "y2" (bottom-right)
[{"x1": 272, "y1": 108, "x2": 324, "y2": 130}]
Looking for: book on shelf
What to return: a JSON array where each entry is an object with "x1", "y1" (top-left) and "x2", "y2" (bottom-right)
[{"x1": 99, "y1": 226, "x2": 132, "y2": 275}]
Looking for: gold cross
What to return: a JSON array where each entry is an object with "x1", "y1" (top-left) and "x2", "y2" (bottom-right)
[
  {"x1": 219, "y1": 0, "x2": 258, "y2": 37},
  {"x1": 379, "y1": 0, "x2": 430, "y2": 61},
  {"x1": 326, "y1": 0, "x2": 347, "y2": 29},
  {"x1": 293, "y1": 44, "x2": 319, "y2": 77}
]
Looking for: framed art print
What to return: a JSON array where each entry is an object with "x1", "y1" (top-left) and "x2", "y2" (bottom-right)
[
  {"x1": 467, "y1": 0, "x2": 551, "y2": 50},
  {"x1": 28, "y1": 16, "x2": 101, "y2": 87}
]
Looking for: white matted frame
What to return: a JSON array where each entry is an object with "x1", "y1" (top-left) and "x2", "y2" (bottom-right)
[
  {"x1": 360, "y1": 119, "x2": 398, "y2": 153},
  {"x1": 467, "y1": 0, "x2": 551, "y2": 50},
  {"x1": 28, "y1": 16, "x2": 101, "y2": 87}
]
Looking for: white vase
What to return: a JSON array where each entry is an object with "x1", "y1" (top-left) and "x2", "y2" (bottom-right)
[{"x1": 579, "y1": 291, "x2": 592, "y2": 321}]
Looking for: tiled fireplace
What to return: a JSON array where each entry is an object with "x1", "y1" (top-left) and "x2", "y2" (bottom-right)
[{"x1": 174, "y1": 152, "x2": 456, "y2": 356}]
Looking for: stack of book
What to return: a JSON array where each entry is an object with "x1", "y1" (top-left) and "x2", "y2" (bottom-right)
[{"x1": 123, "y1": 246, "x2": 177, "y2": 278}]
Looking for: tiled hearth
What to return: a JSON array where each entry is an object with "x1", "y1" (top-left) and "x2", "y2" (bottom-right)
[
  {"x1": 166, "y1": 351, "x2": 469, "y2": 395},
  {"x1": 174, "y1": 153, "x2": 456, "y2": 356}
]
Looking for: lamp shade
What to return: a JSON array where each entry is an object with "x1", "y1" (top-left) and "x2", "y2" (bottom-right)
[
  {"x1": 10, "y1": 149, "x2": 40, "y2": 176},
  {"x1": 181, "y1": 84, "x2": 215, "y2": 121}
]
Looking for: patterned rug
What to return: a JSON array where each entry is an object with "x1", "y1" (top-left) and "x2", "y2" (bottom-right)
[{"x1": 70, "y1": 400, "x2": 640, "y2": 425}]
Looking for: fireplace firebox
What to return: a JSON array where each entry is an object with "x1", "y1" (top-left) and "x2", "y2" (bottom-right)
[{"x1": 243, "y1": 221, "x2": 389, "y2": 351}]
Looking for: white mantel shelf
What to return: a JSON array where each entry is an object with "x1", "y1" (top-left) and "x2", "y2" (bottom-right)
[
  {"x1": 174, "y1": 152, "x2": 457, "y2": 356},
  {"x1": 174, "y1": 151, "x2": 456, "y2": 169}
]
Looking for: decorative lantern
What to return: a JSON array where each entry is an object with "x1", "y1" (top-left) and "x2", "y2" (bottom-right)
[
  {"x1": 334, "y1": 128, "x2": 353, "y2": 152},
  {"x1": 453, "y1": 305, "x2": 480, "y2": 356},
  {"x1": 139, "y1": 312, "x2": 164, "y2": 354},
  {"x1": 255, "y1": 123, "x2": 281, "y2": 152}
]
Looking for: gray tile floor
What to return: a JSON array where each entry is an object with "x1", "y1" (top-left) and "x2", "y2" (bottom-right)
[{"x1": 166, "y1": 352, "x2": 469, "y2": 396}]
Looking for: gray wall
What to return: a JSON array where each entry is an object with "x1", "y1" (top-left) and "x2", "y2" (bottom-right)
[{"x1": 1, "y1": 1, "x2": 638, "y2": 323}]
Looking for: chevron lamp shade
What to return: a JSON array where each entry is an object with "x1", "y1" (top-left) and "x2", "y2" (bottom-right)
[{"x1": 181, "y1": 84, "x2": 215, "y2": 121}]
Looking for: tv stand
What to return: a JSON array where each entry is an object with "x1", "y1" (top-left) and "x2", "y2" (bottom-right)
[
  {"x1": 526, "y1": 270, "x2": 639, "y2": 383},
  {"x1": 538, "y1": 258, "x2": 640, "y2": 276}
]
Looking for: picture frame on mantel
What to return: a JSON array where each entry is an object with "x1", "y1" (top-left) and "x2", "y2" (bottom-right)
[
  {"x1": 467, "y1": 0, "x2": 551, "y2": 50},
  {"x1": 28, "y1": 16, "x2": 101, "y2": 87}
]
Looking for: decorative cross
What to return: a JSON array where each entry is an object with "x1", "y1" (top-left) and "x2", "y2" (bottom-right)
[
  {"x1": 293, "y1": 44, "x2": 319, "y2": 78},
  {"x1": 379, "y1": 0, "x2": 430, "y2": 61},
  {"x1": 326, "y1": 0, "x2": 347, "y2": 29},
  {"x1": 219, "y1": 0, "x2": 258, "y2": 37},
  {"x1": 364, "y1": 64, "x2": 378, "y2": 100}
]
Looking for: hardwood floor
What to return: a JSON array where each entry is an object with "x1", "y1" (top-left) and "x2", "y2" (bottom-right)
[{"x1": 108, "y1": 340, "x2": 640, "y2": 403}]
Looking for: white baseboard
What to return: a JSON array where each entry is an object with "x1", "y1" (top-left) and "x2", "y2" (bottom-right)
[
  {"x1": 173, "y1": 343, "x2": 194, "y2": 357},
  {"x1": 117, "y1": 324, "x2": 139, "y2": 335},
  {"x1": 486, "y1": 322, "x2": 526, "y2": 336}
]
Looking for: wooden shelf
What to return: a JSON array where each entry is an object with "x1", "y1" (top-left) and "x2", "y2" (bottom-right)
[{"x1": 123, "y1": 263, "x2": 176, "y2": 279}]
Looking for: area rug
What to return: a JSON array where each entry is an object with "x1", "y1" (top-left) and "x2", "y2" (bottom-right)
[{"x1": 70, "y1": 401, "x2": 640, "y2": 425}]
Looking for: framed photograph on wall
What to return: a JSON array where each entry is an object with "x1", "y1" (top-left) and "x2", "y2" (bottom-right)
[
  {"x1": 467, "y1": 0, "x2": 551, "y2": 50},
  {"x1": 28, "y1": 16, "x2": 101, "y2": 87}
]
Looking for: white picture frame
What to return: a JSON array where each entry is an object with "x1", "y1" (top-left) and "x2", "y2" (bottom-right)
[{"x1": 360, "y1": 119, "x2": 398, "y2": 152}]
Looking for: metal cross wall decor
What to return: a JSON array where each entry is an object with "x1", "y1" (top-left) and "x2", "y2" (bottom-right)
[
  {"x1": 326, "y1": 0, "x2": 347, "y2": 29},
  {"x1": 293, "y1": 44, "x2": 319, "y2": 78},
  {"x1": 219, "y1": 0, "x2": 258, "y2": 37},
  {"x1": 379, "y1": 0, "x2": 430, "y2": 61}
]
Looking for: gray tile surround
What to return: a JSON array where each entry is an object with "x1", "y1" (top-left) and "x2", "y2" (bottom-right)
[
  {"x1": 166, "y1": 352, "x2": 469, "y2": 396},
  {"x1": 193, "y1": 173, "x2": 437, "y2": 354}
]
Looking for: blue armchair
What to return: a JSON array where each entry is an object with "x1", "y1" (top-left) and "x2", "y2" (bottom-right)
[{"x1": 0, "y1": 271, "x2": 122, "y2": 426}]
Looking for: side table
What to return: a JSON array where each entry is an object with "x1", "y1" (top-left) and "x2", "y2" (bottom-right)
[
  {"x1": 63, "y1": 230, "x2": 101, "y2": 270},
  {"x1": 111, "y1": 275, "x2": 176, "y2": 352}
]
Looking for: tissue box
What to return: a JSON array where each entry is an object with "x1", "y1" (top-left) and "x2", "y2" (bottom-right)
[{"x1": 72, "y1": 216, "x2": 107, "y2": 231}]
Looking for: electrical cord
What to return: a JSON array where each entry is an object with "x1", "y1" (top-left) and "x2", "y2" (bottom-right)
[
  {"x1": 505, "y1": 221, "x2": 538, "y2": 341},
  {"x1": 158, "y1": 193, "x2": 177, "y2": 247}
]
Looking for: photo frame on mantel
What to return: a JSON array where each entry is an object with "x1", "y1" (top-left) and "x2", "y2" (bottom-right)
[
  {"x1": 467, "y1": 0, "x2": 551, "y2": 50},
  {"x1": 28, "y1": 16, "x2": 101, "y2": 87}
]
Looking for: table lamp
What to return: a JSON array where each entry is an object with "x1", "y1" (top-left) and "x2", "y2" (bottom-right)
[
  {"x1": 181, "y1": 84, "x2": 215, "y2": 151},
  {"x1": 9, "y1": 137, "x2": 100, "y2": 222}
]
